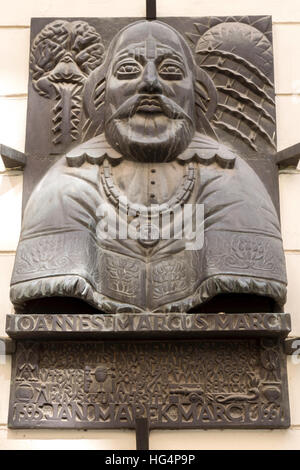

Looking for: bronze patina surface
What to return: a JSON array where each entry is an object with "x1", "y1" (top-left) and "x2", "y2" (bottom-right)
[{"x1": 10, "y1": 17, "x2": 286, "y2": 314}]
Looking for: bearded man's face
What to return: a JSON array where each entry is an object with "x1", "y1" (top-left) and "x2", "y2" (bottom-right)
[{"x1": 104, "y1": 21, "x2": 196, "y2": 163}]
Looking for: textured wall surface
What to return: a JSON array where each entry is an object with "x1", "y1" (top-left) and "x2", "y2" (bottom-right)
[{"x1": 1, "y1": 0, "x2": 300, "y2": 450}]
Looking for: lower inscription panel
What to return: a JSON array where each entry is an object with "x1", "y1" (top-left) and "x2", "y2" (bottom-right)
[{"x1": 8, "y1": 338, "x2": 290, "y2": 429}]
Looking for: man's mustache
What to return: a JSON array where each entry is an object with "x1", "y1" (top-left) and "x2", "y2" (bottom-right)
[{"x1": 107, "y1": 94, "x2": 193, "y2": 124}]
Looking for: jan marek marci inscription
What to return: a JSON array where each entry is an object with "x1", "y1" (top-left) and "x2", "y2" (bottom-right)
[
  {"x1": 9, "y1": 339, "x2": 289, "y2": 429},
  {"x1": 6, "y1": 16, "x2": 291, "y2": 430}
]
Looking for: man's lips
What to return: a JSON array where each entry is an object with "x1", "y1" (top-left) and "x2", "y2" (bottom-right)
[
  {"x1": 136, "y1": 97, "x2": 163, "y2": 113},
  {"x1": 107, "y1": 94, "x2": 192, "y2": 123}
]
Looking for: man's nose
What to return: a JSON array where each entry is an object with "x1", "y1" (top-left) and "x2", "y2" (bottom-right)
[{"x1": 138, "y1": 62, "x2": 163, "y2": 94}]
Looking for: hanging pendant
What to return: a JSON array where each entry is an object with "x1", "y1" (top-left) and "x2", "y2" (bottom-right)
[{"x1": 138, "y1": 222, "x2": 160, "y2": 247}]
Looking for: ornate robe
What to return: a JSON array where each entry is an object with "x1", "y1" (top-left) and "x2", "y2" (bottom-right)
[{"x1": 10, "y1": 133, "x2": 287, "y2": 313}]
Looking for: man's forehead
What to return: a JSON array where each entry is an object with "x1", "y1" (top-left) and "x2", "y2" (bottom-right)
[
  {"x1": 113, "y1": 21, "x2": 187, "y2": 60},
  {"x1": 114, "y1": 39, "x2": 185, "y2": 62}
]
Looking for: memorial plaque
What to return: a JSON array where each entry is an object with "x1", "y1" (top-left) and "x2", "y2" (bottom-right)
[{"x1": 5, "y1": 14, "x2": 292, "y2": 431}]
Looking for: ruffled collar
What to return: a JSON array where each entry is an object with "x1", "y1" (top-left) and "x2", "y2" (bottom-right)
[{"x1": 66, "y1": 132, "x2": 236, "y2": 169}]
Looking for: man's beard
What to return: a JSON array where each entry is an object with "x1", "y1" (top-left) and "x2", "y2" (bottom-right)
[{"x1": 104, "y1": 94, "x2": 195, "y2": 163}]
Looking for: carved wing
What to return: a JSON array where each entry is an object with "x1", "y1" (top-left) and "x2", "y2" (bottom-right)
[{"x1": 187, "y1": 16, "x2": 276, "y2": 153}]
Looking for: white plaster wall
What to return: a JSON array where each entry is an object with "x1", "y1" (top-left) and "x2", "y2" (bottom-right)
[{"x1": 0, "y1": 0, "x2": 300, "y2": 450}]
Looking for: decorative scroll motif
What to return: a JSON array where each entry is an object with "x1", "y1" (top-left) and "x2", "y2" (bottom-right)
[
  {"x1": 104, "y1": 255, "x2": 140, "y2": 299},
  {"x1": 16, "y1": 236, "x2": 72, "y2": 274},
  {"x1": 14, "y1": 232, "x2": 100, "y2": 285},
  {"x1": 186, "y1": 16, "x2": 276, "y2": 152},
  {"x1": 205, "y1": 234, "x2": 283, "y2": 275},
  {"x1": 30, "y1": 20, "x2": 104, "y2": 147},
  {"x1": 9, "y1": 338, "x2": 289, "y2": 429},
  {"x1": 152, "y1": 259, "x2": 189, "y2": 300},
  {"x1": 226, "y1": 235, "x2": 276, "y2": 271}
]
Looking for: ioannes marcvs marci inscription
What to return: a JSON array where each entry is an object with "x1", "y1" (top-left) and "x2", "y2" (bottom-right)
[{"x1": 6, "y1": 313, "x2": 291, "y2": 338}]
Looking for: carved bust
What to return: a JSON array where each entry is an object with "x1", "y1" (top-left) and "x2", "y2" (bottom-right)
[{"x1": 10, "y1": 20, "x2": 287, "y2": 314}]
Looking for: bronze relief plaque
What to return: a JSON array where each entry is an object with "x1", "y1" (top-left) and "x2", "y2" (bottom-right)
[{"x1": 6, "y1": 15, "x2": 291, "y2": 431}]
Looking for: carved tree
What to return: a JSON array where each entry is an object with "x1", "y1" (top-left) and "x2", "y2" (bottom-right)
[{"x1": 30, "y1": 20, "x2": 104, "y2": 148}]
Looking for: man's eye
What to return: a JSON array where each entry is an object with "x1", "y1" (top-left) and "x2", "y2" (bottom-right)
[
  {"x1": 159, "y1": 63, "x2": 184, "y2": 80},
  {"x1": 115, "y1": 63, "x2": 141, "y2": 79}
]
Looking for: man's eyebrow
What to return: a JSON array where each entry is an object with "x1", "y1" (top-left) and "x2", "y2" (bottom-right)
[
  {"x1": 113, "y1": 50, "x2": 136, "y2": 61},
  {"x1": 113, "y1": 46, "x2": 185, "y2": 65},
  {"x1": 155, "y1": 49, "x2": 185, "y2": 65},
  {"x1": 113, "y1": 44, "x2": 144, "y2": 61}
]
